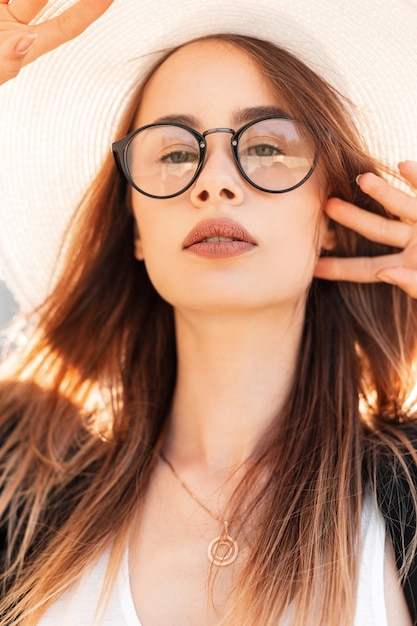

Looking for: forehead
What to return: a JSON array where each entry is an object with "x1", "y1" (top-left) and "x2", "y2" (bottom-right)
[{"x1": 135, "y1": 39, "x2": 285, "y2": 128}]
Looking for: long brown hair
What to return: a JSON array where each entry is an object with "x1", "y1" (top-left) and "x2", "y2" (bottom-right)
[{"x1": 1, "y1": 35, "x2": 417, "y2": 626}]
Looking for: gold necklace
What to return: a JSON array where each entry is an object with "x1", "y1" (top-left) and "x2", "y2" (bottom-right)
[{"x1": 160, "y1": 453, "x2": 239, "y2": 567}]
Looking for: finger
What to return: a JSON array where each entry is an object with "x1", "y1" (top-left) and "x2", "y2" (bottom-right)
[
  {"x1": 26, "y1": 0, "x2": 114, "y2": 60},
  {"x1": 7, "y1": 0, "x2": 49, "y2": 24},
  {"x1": 398, "y1": 161, "x2": 417, "y2": 189},
  {"x1": 357, "y1": 172, "x2": 417, "y2": 222},
  {"x1": 325, "y1": 197, "x2": 411, "y2": 248},
  {"x1": 0, "y1": 30, "x2": 37, "y2": 84},
  {"x1": 376, "y1": 267, "x2": 417, "y2": 299},
  {"x1": 314, "y1": 252, "x2": 403, "y2": 283}
]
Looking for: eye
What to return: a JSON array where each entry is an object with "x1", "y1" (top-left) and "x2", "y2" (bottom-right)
[
  {"x1": 246, "y1": 144, "x2": 284, "y2": 158},
  {"x1": 159, "y1": 149, "x2": 199, "y2": 164}
]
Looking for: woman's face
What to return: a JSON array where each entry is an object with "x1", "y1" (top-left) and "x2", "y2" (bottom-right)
[{"x1": 131, "y1": 39, "x2": 332, "y2": 315}]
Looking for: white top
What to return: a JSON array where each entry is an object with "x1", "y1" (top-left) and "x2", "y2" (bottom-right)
[{"x1": 38, "y1": 494, "x2": 388, "y2": 626}]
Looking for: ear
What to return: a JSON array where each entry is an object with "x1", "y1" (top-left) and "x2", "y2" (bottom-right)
[
  {"x1": 133, "y1": 220, "x2": 144, "y2": 261},
  {"x1": 318, "y1": 216, "x2": 337, "y2": 254}
]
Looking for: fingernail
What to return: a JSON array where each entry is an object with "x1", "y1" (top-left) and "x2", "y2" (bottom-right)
[
  {"x1": 15, "y1": 34, "x2": 38, "y2": 57},
  {"x1": 376, "y1": 273, "x2": 397, "y2": 286},
  {"x1": 355, "y1": 174, "x2": 362, "y2": 185}
]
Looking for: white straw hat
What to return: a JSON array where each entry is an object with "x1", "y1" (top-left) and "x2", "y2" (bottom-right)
[{"x1": 0, "y1": 0, "x2": 416, "y2": 312}]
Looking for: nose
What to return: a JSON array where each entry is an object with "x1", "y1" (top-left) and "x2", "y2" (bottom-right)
[{"x1": 189, "y1": 135, "x2": 245, "y2": 208}]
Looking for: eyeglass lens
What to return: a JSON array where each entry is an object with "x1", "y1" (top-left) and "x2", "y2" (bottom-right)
[{"x1": 125, "y1": 118, "x2": 316, "y2": 198}]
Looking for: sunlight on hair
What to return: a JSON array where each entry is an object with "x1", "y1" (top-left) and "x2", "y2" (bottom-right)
[{"x1": 404, "y1": 361, "x2": 417, "y2": 414}]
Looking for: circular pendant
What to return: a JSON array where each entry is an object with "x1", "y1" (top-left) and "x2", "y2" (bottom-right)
[{"x1": 208, "y1": 534, "x2": 239, "y2": 567}]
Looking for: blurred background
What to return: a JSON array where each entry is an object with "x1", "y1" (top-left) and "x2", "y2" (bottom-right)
[{"x1": 0, "y1": 276, "x2": 17, "y2": 331}]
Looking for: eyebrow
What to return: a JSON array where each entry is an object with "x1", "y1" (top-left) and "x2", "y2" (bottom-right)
[
  {"x1": 233, "y1": 106, "x2": 289, "y2": 124},
  {"x1": 151, "y1": 106, "x2": 290, "y2": 129}
]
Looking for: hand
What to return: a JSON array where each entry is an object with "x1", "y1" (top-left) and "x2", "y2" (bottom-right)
[
  {"x1": 0, "y1": 0, "x2": 114, "y2": 85},
  {"x1": 314, "y1": 161, "x2": 417, "y2": 298}
]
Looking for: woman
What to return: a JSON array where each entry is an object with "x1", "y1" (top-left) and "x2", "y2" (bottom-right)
[{"x1": 0, "y1": 1, "x2": 417, "y2": 624}]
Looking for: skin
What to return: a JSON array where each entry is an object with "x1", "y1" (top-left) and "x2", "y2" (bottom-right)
[
  {"x1": 131, "y1": 39, "x2": 332, "y2": 468},
  {"x1": 315, "y1": 164, "x2": 417, "y2": 295},
  {"x1": 128, "y1": 40, "x2": 412, "y2": 625},
  {"x1": 0, "y1": 0, "x2": 114, "y2": 84},
  {"x1": 132, "y1": 44, "x2": 332, "y2": 314}
]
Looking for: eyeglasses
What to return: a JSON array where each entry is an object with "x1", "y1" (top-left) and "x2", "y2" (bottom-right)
[{"x1": 112, "y1": 115, "x2": 319, "y2": 199}]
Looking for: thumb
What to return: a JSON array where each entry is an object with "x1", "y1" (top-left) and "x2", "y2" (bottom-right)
[
  {"x1": 0, "y1": 32, "x2": 38, "y2": 85},
  {"x1": 376, "y1": 267, "x2": 417, "y2": 299}
]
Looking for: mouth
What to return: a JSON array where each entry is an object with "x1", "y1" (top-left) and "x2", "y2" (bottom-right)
[
  {"x1": 201, "y1": 235, "x2": 241, "y2": 243},
  {"x1": 182, "y1": 217, "x2": 257, "y2": 259},
  {"x1": 183, "y1": 217, "x2": 256, "y2": 247}
]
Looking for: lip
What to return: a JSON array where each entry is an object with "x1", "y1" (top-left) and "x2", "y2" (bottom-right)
[{"x1": 182, "y1": 217, "x2": 257, "y2": 259}]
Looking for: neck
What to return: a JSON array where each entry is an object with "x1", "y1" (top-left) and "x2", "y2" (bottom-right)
[{"x1": 165, "y1": 303, "x2": 305, "y2": 474}]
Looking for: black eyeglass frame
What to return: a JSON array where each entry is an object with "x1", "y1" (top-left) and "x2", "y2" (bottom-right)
[{"x1": 112, "y1": 115, "x2": 320, "y2": 200}]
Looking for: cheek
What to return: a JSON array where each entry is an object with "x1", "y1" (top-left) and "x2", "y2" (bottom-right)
[
  {"x1": 135, "y1": 230, "x2": 175, "y2": 300},
  {"x1": 132, "y1": 195, "x2": 158, "y2": 261},
  {"x1": 270, "y1": 199, "x2": 325, "y2": 285},
  {"x1": 283, "y1": 195, "x2": 324, "y2": 252},
  {"x1": 131, "y1": 194, "x2": 164, "y2": 261},
  {"x1": 132, "y1": 204, "x2": 180, "y2": 298}
]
